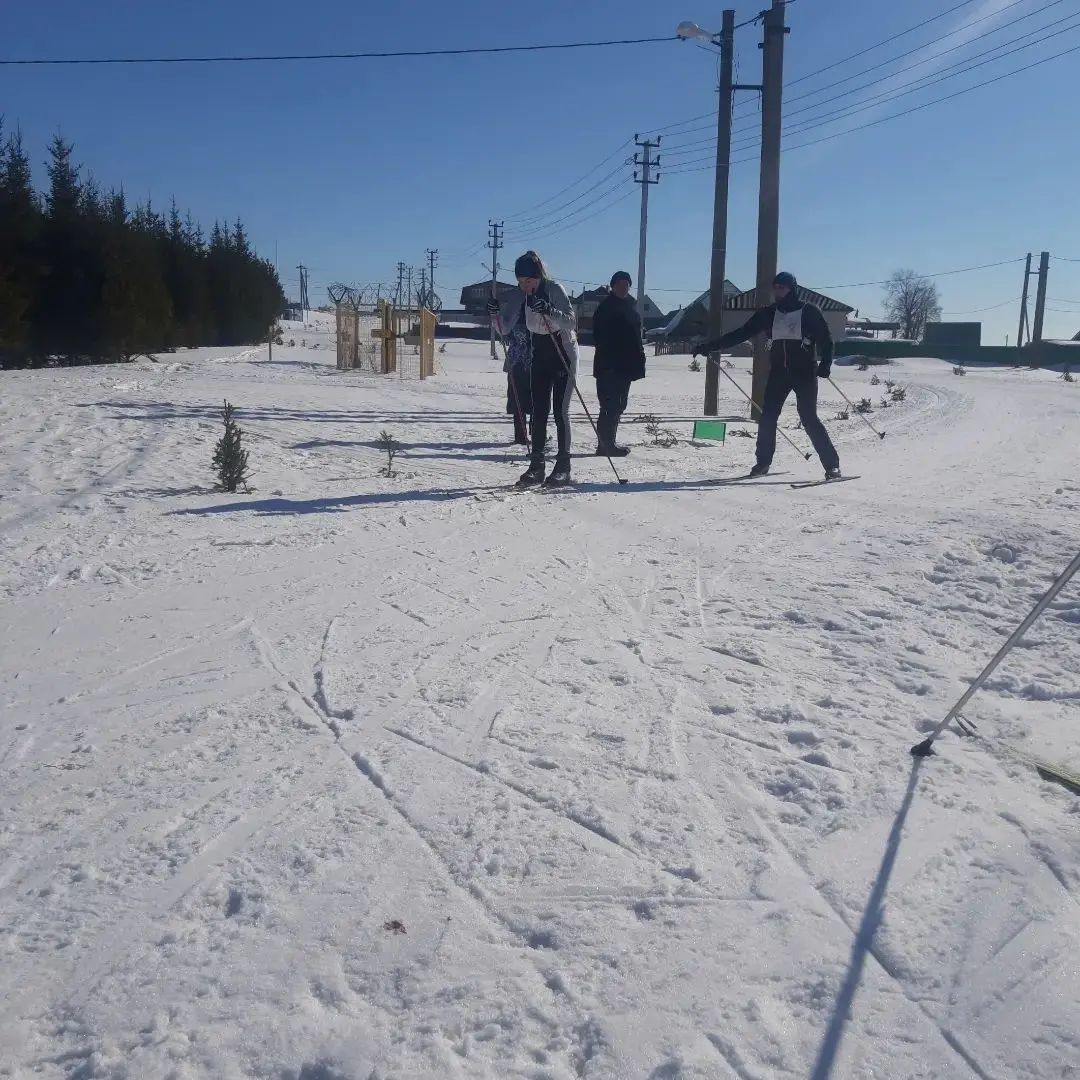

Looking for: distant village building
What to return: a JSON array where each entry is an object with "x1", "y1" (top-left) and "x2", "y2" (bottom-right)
[
  {"x1": 460, "y1": 280, "x2": 518, "y2": 315},
  {"x1": 572, "y1": 286, "x2": 665, "y2": 331},
  {"x1": 649, "y1": 282, "x2": 853, "y2": 350}
]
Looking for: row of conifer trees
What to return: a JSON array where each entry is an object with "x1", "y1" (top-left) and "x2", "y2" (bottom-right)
[{"x1": 0, "y1": 126, "x2": 285, "y2": 369}]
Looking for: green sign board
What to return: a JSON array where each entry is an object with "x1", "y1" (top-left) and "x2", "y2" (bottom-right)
[{"x1": 692, "y1": 420, "x2": 727, "y2": 443}]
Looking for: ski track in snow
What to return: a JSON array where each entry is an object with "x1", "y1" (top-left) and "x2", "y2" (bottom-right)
[{"x1": 1, "y1": 325, "x2": 1078, "y2": 1079}]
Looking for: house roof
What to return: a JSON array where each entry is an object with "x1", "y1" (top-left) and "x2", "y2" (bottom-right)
[
  {"x1": 461, "y1": 280, "x2": 516, "y2": 293},
  {"x1": 655, "y1": 281, "x2": 741, "y2": 338},
  {"x1": 727, "y1": 285, "x2": 854, "y2": 313}
]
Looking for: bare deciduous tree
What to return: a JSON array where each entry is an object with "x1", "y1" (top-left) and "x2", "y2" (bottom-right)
[{"x1": 883, "y1": 269, "x2": 942, "y2": 341}]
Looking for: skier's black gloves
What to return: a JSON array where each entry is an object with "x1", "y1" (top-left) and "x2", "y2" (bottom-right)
[
  {"x1": 526, "y1": 294, "x2": 554, "y2": 316},
  {"x1": 485, "y1": 297, "x2": 500, "y2": 316},
  {"x1": 817, "y1": 361, "x2": 832, "y2": 379}
]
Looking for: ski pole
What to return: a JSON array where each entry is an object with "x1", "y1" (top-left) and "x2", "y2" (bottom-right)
[
  {"x1": 710, "y1": 355, "x2": 812, "y2": 461},
  {"x1": 493, "y1": 314, "x2": 531, "y2": 454},
  {"x1": 538, "y1": 307, "x2": 629, "y2": 486},
  {"x1": 911, "y1": 546, "x2": 1080, "y2": 758},
  {"x1": 828, "y1": 376, "x2": 887, "y2": 440}
]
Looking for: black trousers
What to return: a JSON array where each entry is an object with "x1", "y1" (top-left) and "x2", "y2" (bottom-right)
[
  {"x1": 757, "y1": 361, "x2": 839, "y2": 470},
  {"x1": 596, "y1": 371, "x2": 632, "y2": 449},
  {"x1": 530, "y1": 359, "x2": 573, "y2": 467}
]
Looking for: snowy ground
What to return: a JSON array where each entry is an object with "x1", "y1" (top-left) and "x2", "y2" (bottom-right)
[{"x1": 2, "y1": 321, "x2": 1078, "y2": 1080}]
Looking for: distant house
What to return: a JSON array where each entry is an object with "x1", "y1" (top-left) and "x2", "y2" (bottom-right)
[
  {"x1": 572, "y1": 286, "x2": 665, "y2": 331},
  {"x1": 460, "y1": 280, "x2": 518, "y2": 315},
  {"x1": 652, "y1": 282, "x2": 853, "y2": 348},
  {"x1": 647, "y1": 280, "x2": 740, "y2": 344},
  {"x1": 845, "y1": 319, "x2": 901, "y2": 340}
]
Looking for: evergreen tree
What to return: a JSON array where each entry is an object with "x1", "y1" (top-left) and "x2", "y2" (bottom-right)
[
  {"x1": 30, "y1": 135, "x2": 101, "y2": 364},
  {"x1": 213, "y1": 400, "x2": 251, "y2": 492},
  {"x1": 101, "y1": 194, "x2": 173, "y2": 360},
  {"x1": 0, "y1": 124, "x2": 42, "y2": 368}
]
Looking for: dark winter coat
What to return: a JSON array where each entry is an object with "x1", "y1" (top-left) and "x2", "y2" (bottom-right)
[
  {"x1": 592, "y1": 293, "x2": 646, "y2": 380},
  {"x1": 705, "y1": 299, "x2": 834, "y2": 372}
]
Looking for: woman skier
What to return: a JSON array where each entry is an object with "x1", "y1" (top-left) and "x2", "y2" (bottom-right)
[{"x1": 488, "y1": 251, "x2": 579, "y2": 487}]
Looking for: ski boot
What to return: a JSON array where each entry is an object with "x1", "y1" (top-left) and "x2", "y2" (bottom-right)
[
  {"x1": 825, "y1": 466, "x2": 842, "y2": 481},
  {"x1": 596, "y1": 444, "x2": 631, "y2": 458},
  {"x1": 749, "y1": 462, "x2": 770, "y2": 478},
  {"x1": 516, "y1": 463, "x2": 546, "y2": 488},
  {"x1": 544, "y1": 462, "x2": 572, "y2": 488}
]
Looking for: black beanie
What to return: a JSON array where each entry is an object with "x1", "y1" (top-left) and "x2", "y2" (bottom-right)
[
  {"x1": 773, "y1": 271, "x2": 797, "y2": 290},
  {"x1": 610, "y1": 270, "x2": 632, "y2": 289},
  {"x1": 514, "y1": 253, "x2": 544, "y2": 279}
]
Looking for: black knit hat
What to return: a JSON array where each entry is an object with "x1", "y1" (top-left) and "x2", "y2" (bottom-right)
[
  {"x1": 514, "y1": 252, "x2": 544, "y2": 279},
  {"x1": 773, "y1": 271, "x2": 797, "y2": 290},
  {"x1": 610, "y1": 270, "x2": 632, "y2": 289}
]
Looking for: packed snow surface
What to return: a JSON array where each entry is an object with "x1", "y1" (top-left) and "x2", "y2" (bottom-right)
[{"x1": 2, "y1": 322, "x2": 1078, "y2": 1079}]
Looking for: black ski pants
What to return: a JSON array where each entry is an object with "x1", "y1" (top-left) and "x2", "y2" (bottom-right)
[
  {"x1": 757, "y1": 360, "x2": 839, "y2": 471},
  {"x1": 596, "y1": 371, "x2": 632, "y2": 449},
  {"x1": 530, "y1": 357, "x2": 573, "y2": 468}
]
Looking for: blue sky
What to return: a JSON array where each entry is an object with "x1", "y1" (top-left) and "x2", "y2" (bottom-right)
[{"x1": 4, "y1": 0, "x2": 1080, "y2": 341}]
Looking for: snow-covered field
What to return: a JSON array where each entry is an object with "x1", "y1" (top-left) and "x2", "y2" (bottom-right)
[{"x1": 2, "y1": 321, "x2": 1078, "y2": 1080}]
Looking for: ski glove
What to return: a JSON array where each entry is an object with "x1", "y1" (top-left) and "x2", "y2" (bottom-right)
[
  {"x1": 526, "y1": 294, "x2": 554, "y2": 317},
  {"x1": 817, "y1": 361, "x2": 832, "y2": 379},
  {"x1": 485, "y1": 297, "x2": 500, "y2": 316}
]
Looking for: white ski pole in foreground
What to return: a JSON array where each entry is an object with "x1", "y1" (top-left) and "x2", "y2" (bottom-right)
[
  {"x1": 911, "y1": 547, "x2": 1080, "y2": 757},
  {"x1": 828, "y1": 376, "x2": 887, "y2": 440},
  {"x1": 710, "y1": 355, "x2": 812, "y2": 461}
]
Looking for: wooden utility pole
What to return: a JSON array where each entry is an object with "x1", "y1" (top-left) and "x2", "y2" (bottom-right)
[
  {"x1": 296, "y1": 264, "x2": 309, "y2": 320},
  {"x1": 1017, "y1": 253, "x2": 1032, "y2": 348},
  {"x1": 704, "y1": 9, "x2": 737, "y2": 417},
  {"x1": 488, "y1": 221, "x2": 503, "y2": 359},
  {"x1": 634, "y1": 136, "x2": 661, "y2": 323},
  {"x1": 426, "y1": 248, "x2": 439, "y2": 309},
  {"x1": 750, "y1": 0, "x2": 789, "y2": 418},
  {"x1": 1031, "y1": 250, "x2": 1050, "y2": 343}
]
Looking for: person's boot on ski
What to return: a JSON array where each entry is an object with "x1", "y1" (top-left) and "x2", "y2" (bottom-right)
[
  {"x1": 489, "y1": 251, "x2": 579, "y2": 488},
  {"x1": 592, "y1": 270, "x2": 646, "y2": 459},
  {"x1": 693, "y1": 271, "x2": 841, "y2": 480}
]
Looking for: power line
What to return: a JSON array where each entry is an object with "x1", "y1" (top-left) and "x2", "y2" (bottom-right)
[
  {"x1": 660, "y1": 8, "x2": 1080, "y2": 162},
  {"x1": 653, "y1": 0, "x2": 1043, "y2": 144},
  {"x1": 786, "y1": 0, "x2": 985, "y2": 88},
  {"x1": 810, "y1": 258, "x2": 1025, "y2": 290},
  {"x1": 503, "y1": 180, "x2": 634, "y2": 244},
  {"x1": 501, "y1": 140, "x2": 633, "y2": 222},
  {"x1": 0, "y1": 35, "x2": 677, "y2": 66},
  {"x1": 504, "y1": 159, "x2": 632, "y2": 230},
  {"x1": 662, "y1": 39, "x2": 1080, "y2": 175},
  {"x1": 943, "y1": 296, "x2": 1022, "y2": 314}
]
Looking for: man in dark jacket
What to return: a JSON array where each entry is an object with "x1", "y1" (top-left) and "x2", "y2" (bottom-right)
[
  {"x1": 591, "y1": 271, "x2": 646, "y2": 457},
  {"x1": 694, "y1": 271, "x2": 840, "y2": 479}
]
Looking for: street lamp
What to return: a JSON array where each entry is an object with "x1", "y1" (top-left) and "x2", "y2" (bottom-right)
[{"x1": 675, "y1": 20, "x2": 719, "y2": 43}]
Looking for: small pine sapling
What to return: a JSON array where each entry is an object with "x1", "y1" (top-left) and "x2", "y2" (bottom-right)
[
  {"x1": 1061, "y1": 365, "x2": 1074, "y2": 383},
  {"x1": 689, "y1": 357, "x2": 702, "y2": 372},
  {"x1": 855, "y1": 397, "x2": 873, "y2": 414},
  {"x1": 857, "y1": 361, "x2": 870, "y2": 371},
  {"x1": 378, "y1": 429, "x2": 399, "y2": 477},
  {"x1": 730, "y1": 427, "x2": 754, "y2": 439},
  {"x1": 890, "y1": 385, "x2": 907, "y2": 402},
  {"x1": 880, "y1": 396, "x2": 892, "y2": 409},
  {"x1": 870, "y1": 373, "x2": 881, "y2": 386},
  {"x1": 884, "y1": 379, "x2": 896, "y2": 390},
  {"x1": 834, "y1": 408, "x2": 850, "y2": 421},
  {"x1": 213, "y1": 401, "x2": 251, "y2": 493},
  {"x1": 953, "y1": 365, "x2": 967, "y2": 376}
]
